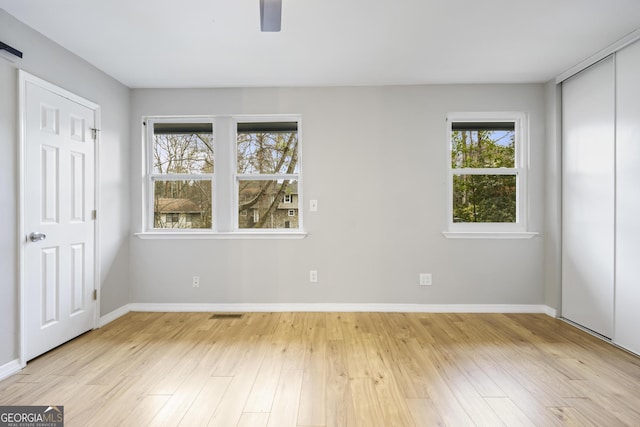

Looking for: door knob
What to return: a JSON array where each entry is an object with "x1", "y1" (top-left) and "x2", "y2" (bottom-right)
[{"x1": 29, "y1": 232, "x2": 47, "y2": 242}]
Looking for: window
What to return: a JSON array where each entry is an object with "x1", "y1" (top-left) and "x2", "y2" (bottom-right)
[
  {"x1": 236, "y1": 120, "x2": 300, "y2": 230},
  {"x1": 166, "y1": 213, "x2": 179, "y2": 225},
  {"x1": 445, "y1": 112, "x2": 531, "y2": 237},
  {"x1": 142, "y1": 115, "x2": 303, "y2": 237},
  {"x1": 147, "y1": 119, "x2": 214, "y2": 230}
]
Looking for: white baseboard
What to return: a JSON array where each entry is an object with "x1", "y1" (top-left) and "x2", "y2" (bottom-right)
[
  {"x1": 100, "y1": 303, "x2": 557, "y2": 324},
  {"x1": 0, "y1": 359, "x2": 24, "y2": 381},
  {"x1": 127, "y1": 302, "x2": 556, "y2": 315},
  {"x1": 99, "y1": 304, "x2": 132, "y2": 327},
  {"x1": 542, "y1": 305, "x2": 558, "y2": 318}
]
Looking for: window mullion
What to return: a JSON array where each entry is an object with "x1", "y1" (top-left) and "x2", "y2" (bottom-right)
[
  {"x1": 236, "y1": 173, "x2": 299, "y2": 181},
  {"x1": 451, "y1": 168, "x2": 518, "y2": 175},
  {"x1": 151, "y1": 173, "x2": 214, "y2": 181}
]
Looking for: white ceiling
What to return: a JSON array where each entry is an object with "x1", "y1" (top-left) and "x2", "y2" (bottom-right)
[{"x1": 2, "y1": 0, "x2": 640, "y2": 88}]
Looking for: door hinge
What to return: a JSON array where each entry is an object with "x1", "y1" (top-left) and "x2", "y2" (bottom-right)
[
  {"x1": 91, "y1": 128, "x2": 100, "y2": 140},
  {"x1": 93, "y1": 289, "x2": 98, "y2": 300},
  {"x1": 92, "y1": 210, "x2": 97, "y2": 220}
]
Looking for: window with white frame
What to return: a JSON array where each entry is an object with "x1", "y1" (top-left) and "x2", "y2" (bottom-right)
[
  {"x1": 446, "y1": 112, "x2": 528, "y2": 234},
  {"x1": 143, "y1": 115, "x2": 302, "y2": 235},
  {"x1": 147, "y1": 119, "x2": 214, "y2": 230},
  {"x1": 236, "y1": 120, "x2": 300, "y2": 230}
]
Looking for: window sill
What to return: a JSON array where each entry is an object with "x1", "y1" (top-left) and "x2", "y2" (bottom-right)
[
  {"x1": 442, "y1": 231, "x2": 538, "y2": 239},
  {"x1": 135, "y1": 231, "x2": 308, "y2": 240}
]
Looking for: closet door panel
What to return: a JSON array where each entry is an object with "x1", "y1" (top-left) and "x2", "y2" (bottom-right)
[
  {"x1": 615, "y1": 40, "x2": 640, "y2": 355},
  {"x1": 562, "y1": 56, "x2": 615, "y2": 338}
]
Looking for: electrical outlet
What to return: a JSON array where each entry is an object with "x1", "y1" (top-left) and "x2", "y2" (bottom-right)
[
  {"x1": 309, "y1": 270, "x2": 318, "y2": 283},
  {"x1": 193, "y1": 276, "x2": 200, "y2": 287},
  {"x1": 419, "y1": 273, "x2": 432, "y2": 286}
]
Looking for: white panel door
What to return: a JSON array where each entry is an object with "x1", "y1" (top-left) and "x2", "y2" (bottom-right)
[
  {"x1": 615, "y1": 40, "x2": 640, "y2": 355},
  {"x1": 23, "y1": 77, "x2": 97, "y2": 361},
  {"x1": 562, "y1": 56, "x2": 615, "y2": 338}
]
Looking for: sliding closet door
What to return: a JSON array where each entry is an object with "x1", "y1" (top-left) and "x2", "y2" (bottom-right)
[
  {"x1": 615, "y1": 41, "x2": 640, "y2": 354},
  {"x1": 562, "y1": 56, "x2": 615, "y2": 338}
]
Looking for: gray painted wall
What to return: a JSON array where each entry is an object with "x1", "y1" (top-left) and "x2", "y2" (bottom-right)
[
  {"x1": 0, "y1": 44, "x2": 19, "y2": 368},
  {"x1": 130, "y1": 85, "x2": 546, "y2": 305},
  {"x1": 0, "y1": 10, "x2": 131, "y2": 367},
  {"x1": 544, "y1": 81, "x2": 563, "y2": 312}
]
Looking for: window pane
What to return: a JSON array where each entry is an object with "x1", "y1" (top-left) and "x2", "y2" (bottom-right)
[
  {"x1": 153, "y1": 123, "x2": 213, "y2": 174},
  {"x1": 238, "y1": 180, "x2": 298, "y2": 229},
  {"x1": 237, "y1": 126, "x2": 299, "y2": 174},
  {"x1": 451, "y1": 128, "x2": 515, "y2": 168},
  {"x1": 153, "y1": 180, "x2": 212, "y2": 228},
  {"x1": 453, "y1": 175, "x2": 516, "y2": 223}
]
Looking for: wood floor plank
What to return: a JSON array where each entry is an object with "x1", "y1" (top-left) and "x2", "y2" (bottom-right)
[
  {"x1": 548, "y1": 406, "x2": 598, "y2": 427},
  {"x1": 348, "y1": 377, "x2": 387, "y2": 426},
  {"x1": 425, "y1": 343, "x2": 505, "y2": 426},
  {"x1": 381, "y1": 336, "x2": 430, "y2": 399},
  {"x1": 206, "y1": 375, "x2": 256, "y2": 427},
  {"x1": 325, "y1": 339, "x2": 358, "y2": 427},
  {"x1": 559, "y1": 356, "x2": 640, "y2": 402},
  {"x1": 405, "y1": 397, "x2": 445, "y2": 427},
  {"x1": 485, "y1": 397, "x2": 536, "y2": 427},
  {"x1": 177, "y1": 376, "x2": 231, "y2": 426},
  {"x1": 45, "y1": 382, "x2": 112, "y2": 426},
  {"x1": 563, "y1": 397, "x2": 631, "y2": 426},
  {"x1": 148, "y1": 370, "x2": 211, "y2": 426},
  {"x1": 120, "y1": 394, "x2": 172, "y2": 427},
  {"x1": 296, "y1": 313, "x2": 327, "y2": 426},
  {"x1": 402, "y1": 341, "x2": 476, "y2": 426},
  {"x1": 243, "y1": 342, "x2": 287, "y2": 412},
  {"x1": 1, "y1": 312, "x2": 639, "y2": 427},
  {"x1": 325, "y1": 313, "x2": 345, "y2": 341},
  {"x1": 449, "y1": 344, "x2": 505, "y2": 398},
  {"x1": 237, "y1": 412, "x2": 269, "y2": 427},
  {"x1": 565, "y1": 375, "x2": 640, "y2": 425},
  {"x1": 207, "y1": 339, "x2": 270, "y2": 427},
  {"x1": 340, "y1": 313, "x2": 372, "y2": 379},
  {"x1": 463, "y1": 345, "x2": 565, "y2": 426},
  {"x1": 362, "y1": 332, "x2": 414, "y2": 426},
  {"x1": 265, "y1": 369, "x2": 303, "y2": 427},
  {"x1": 86, "y1": 375, "x2": 167, "y2": 426},
  {"x1": 272, "y1": 313, "x2": 307, "y2": 371}
]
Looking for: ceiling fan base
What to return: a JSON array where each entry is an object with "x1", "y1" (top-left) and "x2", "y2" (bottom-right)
[{"x1": 260, "y1": 0, "x2": 282, "y2": 32}]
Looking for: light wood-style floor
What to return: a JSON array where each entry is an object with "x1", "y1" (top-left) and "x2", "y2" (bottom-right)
[{"x1": 1, "y1": 312, "x2": 640, "y2": 426}]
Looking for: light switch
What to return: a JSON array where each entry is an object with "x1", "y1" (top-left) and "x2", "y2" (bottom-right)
[{"x1": 310, "y1": 200, "x2": 318, "y2": 212}]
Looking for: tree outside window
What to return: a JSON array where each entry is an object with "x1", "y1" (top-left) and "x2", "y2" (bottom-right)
[
  {"x1": 447, "y1": 113, "x2": 528, "y2": 233},
  {"x1": 236, "y1": 121, "x2": 300, "y2": 230},
  {"x1": 149, "y1": 121, "x2": 214, "y2": 229}
]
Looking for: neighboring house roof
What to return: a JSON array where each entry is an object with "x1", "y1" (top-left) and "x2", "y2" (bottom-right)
[{"x1": 155, "y1": 198, "x2": 201, "y2": 213}]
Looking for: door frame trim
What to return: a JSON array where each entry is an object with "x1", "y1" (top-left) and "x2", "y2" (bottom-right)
[{"x1": 18, "y1": 70, "x2": 101, "y2": 366}]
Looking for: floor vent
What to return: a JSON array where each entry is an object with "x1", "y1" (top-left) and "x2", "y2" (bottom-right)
[{"x1": 210, "y1": 313, "x2": 244, "y2": 319}]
